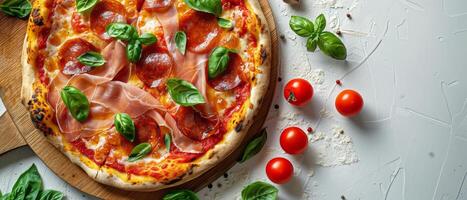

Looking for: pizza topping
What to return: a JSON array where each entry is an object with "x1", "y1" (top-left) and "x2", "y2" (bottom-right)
[
  {"x1": 77, "y1": 51, "x2": 106, "y2": 67},
  {"x1": 60, "y1": 86, "x2": 90, "y2": 122},
  {"x1": 75, "y1": 0, "x2": 98, "y2": 13},
  {"x1": 114, "y1": 113, "x2": 136, "y2": 142},
  {"x1": 174, "y1": 31, "x2": 187, "y2": 55},
  {"x1": 90, "y1": 0, "x2": 127, "y2": 40},
  {"x1": 136, "y1": 44, "x2": 174, "y2": 87},
  {"x1": 183, "y1": 0, "x2": 222, "y2": 16},
  {"x1": 217, "y1": 17, "x2": 233, "y2": 29},
  {"x1": 142, "y1": 0, "x2": 173, "y2": 12},
  {"x1": 105, "y1": 22, "x2": 138, "y2": 41},
  {"x1": 128, "y1": 142, "x2": 152, "y2": 162},
  {"x1": 164, "y1": 112, "x2": 203, "y2": 153},
  {"x1": 166, "y1": 78, "x2": 205, "y2": 106},
  {"x1": 179, "y1": 10, "x2": 222, "y2": 54},
  {"x1": 207, "y1": 46, "x2": 236, "y2": 78},
  {"x1": 71, "y1": 11, "x2": 89, "y2": 33},
  {"x1": 88, "y1": 40, "x2": 129, "y2": 79},
  {"x1": 174, "y1": 106, "x2": 218, "y2": 141},
  {"x1": 58, "y1": 38, "x2": 98, "y2": 75},
  {"x1": 208, "y1": 52, "x2": 244, "y2": 91}
]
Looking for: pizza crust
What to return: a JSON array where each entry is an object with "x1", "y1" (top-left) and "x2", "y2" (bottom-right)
[{"x1": 22, "y1": 0, "x2": 273, "y2": 191}]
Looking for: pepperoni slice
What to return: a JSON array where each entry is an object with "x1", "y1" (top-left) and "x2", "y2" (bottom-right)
[
  {"x1": 58, "y1": 38, "x2": 98, "y2": 75},
  {"x1": 90, "y1": 0, "x2": 127, "y2": 40},
  {"x1": 134, "y1": 114, "x2": 162, "y2": 144},
  {"x1": 142, "y1": 0, "x2": 173, "y2": 12},
  {"x1": 136, "y1": 44, "x2": 174, "y2": 88},
  {"x1": 208, "y1": 53, "x2": 246, "y2": 91},
  {"x1": 179, "y1": 10, "x2": 222, "y2": 54},
  {"x1": 174, "y1": 107, "x2": 218, "y2": 141}
]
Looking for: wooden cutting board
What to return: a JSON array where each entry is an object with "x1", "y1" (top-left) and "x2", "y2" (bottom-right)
[{"x1": 0, "y1": 0, "x2": 278, "y2": 199}]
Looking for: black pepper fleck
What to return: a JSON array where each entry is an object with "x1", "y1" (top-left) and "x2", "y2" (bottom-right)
[
  {"x1": 223, "y1": 173, "x2": 228, "y2": 178},
  {"x1": 207, "y1": 183, "x2": 213, "y2": 189},
  {"x1": 274, "y1": 104, "x2": 279, "y2": 109},
  {"x1": 336, "y1": 30, "x2": 342, "y2": 36},
  {"x1": 340, "y1": 130, "x2": 344, "y2": 134},
  {"x1": 346, "y1": 13, "x2": 352, "y2": 19},
  {"x1": 278, "y1": 77, "x2": 282, "y2": 82},
  {"x1": 235, "y1": 122, "x2": 243, "y2": 132},
  {"x1": 217, "y1": 183, "x2": 222, "y2": 188},
  {"x1": 280, "y1": 34, "x2": 286, "y2": 41},
  {"x1": 341, "y1": 195, "x2": 346, "y2": 200}
]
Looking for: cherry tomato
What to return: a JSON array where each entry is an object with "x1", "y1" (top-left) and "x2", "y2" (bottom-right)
[
  {"x1": 266, "y1": 157, "x2": 294, "y2": 184},
  {"x1": 284, "y1": 78, "x2": 313, "y2": 106},
  {"x1": 335, "y1": 89, "x2": 364, "y2": 117},
  {"x1": 280, "y1": 127, "x2": 308, "y2": 154}
]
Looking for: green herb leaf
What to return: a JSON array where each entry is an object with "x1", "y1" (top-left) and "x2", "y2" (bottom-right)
[
  {"x1": 289, "y1": 16, "x2": 314, "y2": 37},
  {"x1": 128, "y1": 143, "x2": 152, "y2": 162},
  {"x1": 114, "y1": 113, "x2": 136, "y2": 142},
  {"x1": 306, "y1": 37, "x2": 318, "y2": 52},
  {"x1": 126, "y1": 39, "x2": 143, "y2": 63},
  {"x1": 241, "y1": 181, "x2": 278, "y2": 200},
  {"x1": 9, "y1": 164, "x2": 43, "y2": 200},
  {"x1": 75, "y1": 0, "x2": 98, "y2": 13},
  {"x1": 183, "y1": 0, "x2": 222, "y2": 16},
  {"x1": 38, "y1": 190, "x2": 64, "y2": 200},
  {"x1": 138, "y1": 33, "x2": 157, "y2": 45},
  {"x1": 239, "y1": 128, "x2": 267, "y2": 163},
  {"x1": 60, "y1": 86, "x2": 90, "y2": 122},
  {"x1": 318, "y1": 31, "x2": 347, "y2": 60},
  {"x1": 105, "y1": 22, "x2": 138, "y2": 41},
  {"x1": 174, "y1": 31, "x2": 187, "y2": 55},
  {"x1": 166, "y1": 78, "x2": 205, "y2": 106},
  {"x1": 217, "y1": 18, "x2": 233, "y2": 29},
  {"x1": 0, "y1": 0, "x2": 31, "y2": 18},
  {"x1": 314, "y1": 14, "x2": 326, "y2": 34},
  {"x1": 164, "y1": 133, "x2": 171, "y2": 152},
  {"x1": 208, "y1": 46, "x2": 236, "y2": 79},
  {"x1": 77, "y1": 51, "x2": 105, "y2": 67},
  {"x1": 0, "y1": 193, "x2": 9, "y2": 200},
  {"x1": 163, "y1": 189, "x2": 199, "y2": 200}
]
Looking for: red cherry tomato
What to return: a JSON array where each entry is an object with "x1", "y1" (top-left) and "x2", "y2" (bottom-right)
[
  {"x1": 266, "y1": 157, "x2": 294, "y2": 184},
  {"x1": 280, "y1": 127, "x2": 308, "y2": 154},
  {"x1": 335, "y1": 89, "x2": 364, "y2": 117},
  {"x1": 284, "y1": 78, "x2": 313, "y2": 106}
]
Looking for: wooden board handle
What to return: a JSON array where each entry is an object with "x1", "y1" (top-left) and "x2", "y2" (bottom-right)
[{"x1": 0, "y1": 112, "x2": 27, "y2": 155}]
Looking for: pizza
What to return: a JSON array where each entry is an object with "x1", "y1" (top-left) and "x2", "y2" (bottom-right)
[{"x1": 21, "y1": 0, "x2": 271, "y2": 191}]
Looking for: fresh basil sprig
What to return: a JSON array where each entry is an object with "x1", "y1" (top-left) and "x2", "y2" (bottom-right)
[
  {"x1": 0, "y1": 164, "x2": 64, "y2": 200},
  {"x1": 289, "y1": 14, "x2": 347, "y2": 60},
  {"x1": 77, "y1": 51, "x2": 105, "y2": 67},
  {"x1": 162, "y1": 189, "x2": 199, "y2": 200},
  {"x1": 128, "y1": 143, "x2": 152, "y2": 162},
  {"x1": 239, "y1": 128, "x2": 267, "y2": 163},
  {"x1": 166, "y1": 78, "x2": 205, "y2": 106},
  {"x1": 114, "y1": 113, "x2": 136, "y2": 142},
  {"x1": 164, "y1": 133, "x2": 171, "y2": 152},
  {"x1": 106, "y1": 23, "x2": 138, "y2": 41},
  {"x1": 183, "y1": 0, "x2": 222, "y2": 16},
  {"x1": 60, "y1": 86, "x2": 89, "y2": 122},
  {"x1": 106, "y1": 23, "x2": 157, "y2": 63},
  {"x1": 208, "y1": 46, "x2": 236, "y2": 79},
  {"x1": 241, "y1": 181, "x2": 278, "y2": 200},
  {"x1": 138, "y1": 33, "x2": 158, "y2": 45},
  {"x1": 0, "y1": 0, "x2": 31, "y2": 18},
  {"x1": 174, "y1": 31, "x2": 187, "y2": 55},
  {"x1": 75, "y1": 0, "x2": 98, "y2": 13},
  {"x1": 217, "y1": 18, "x2": 233, "y2": 29}
]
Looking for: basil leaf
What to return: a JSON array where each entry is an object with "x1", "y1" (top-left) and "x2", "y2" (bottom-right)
[
  {"x1": 9, "y1": 164, "x2": 43, "y2": 200},
  {"x1": 38, "y1": 190, "x2": 64, "y2": 200},
  {"x1": 306, "y1": 37, "x2": 318, "y2": 52},
  {"x1": 208, "y1": 46, "x2": 236, "y2": 79},
  {"x1": 128, "y1": 143, "x2": 152, "y2": 162},
  {"x1": 167, "y1": 78, "x2": 205, "y2": 106},
  {"x1": 289, "y1": 16, "x2": 314, "y2": 37},
  {"x1": 0, "y1": 0, "x2": 31, "y2": 18},
  {"x1": 0, "y1": 193, "x2": 9, "y2": 200},
  {"x1": 241, "y1": 181, "x2": 278, "y2": 200},
  {"x1": 239, "y1": 128, "x2": 267, "y2": 163},
  {"x1": 163, "y1": 189, "x2": 199, "y2": 200},
  {"x1": 314, "y1": 14, "x2": 326, "y2": 34},
  {"x1": 126, "y1": 39, "x2": 142, "y2": 63},
  {"x1": 60, "y1": 86, "x2": 89, "y2": 122},
  {"x1": 318, "y1": 31, "x2": 347, "y2": 60},
  {"x1": 174, "y1": 31, "x2": 187, "y2": 55},
  {"x1": 77, "y1": 51, "x2": 105, "y2": 67},
  {"x1": 138, "y1": 33, "x2": 157, "y2": 45},
  {"x1": 183, "y1": 0, "x2": 222, "y2": 16},
  {"x1": 75, "y1": 0, "x2": 98, "y2": 13},
  {"x1": 105, "y1": 23, "x2": 138, "y2": 41},
  {"x1": 114, "y1": 113, "x2": 136, "y2": 142},
  {"x1": 217, "y1": 18, "x2": 233, "y2": 29},
  {"x1": 164, "y1": 133, "x2": 171, "y2": 152}
]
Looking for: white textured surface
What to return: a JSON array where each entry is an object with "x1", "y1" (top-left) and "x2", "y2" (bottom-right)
[{"x1": 2, "y1": 0, "x2": 467, "y2": 199}]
